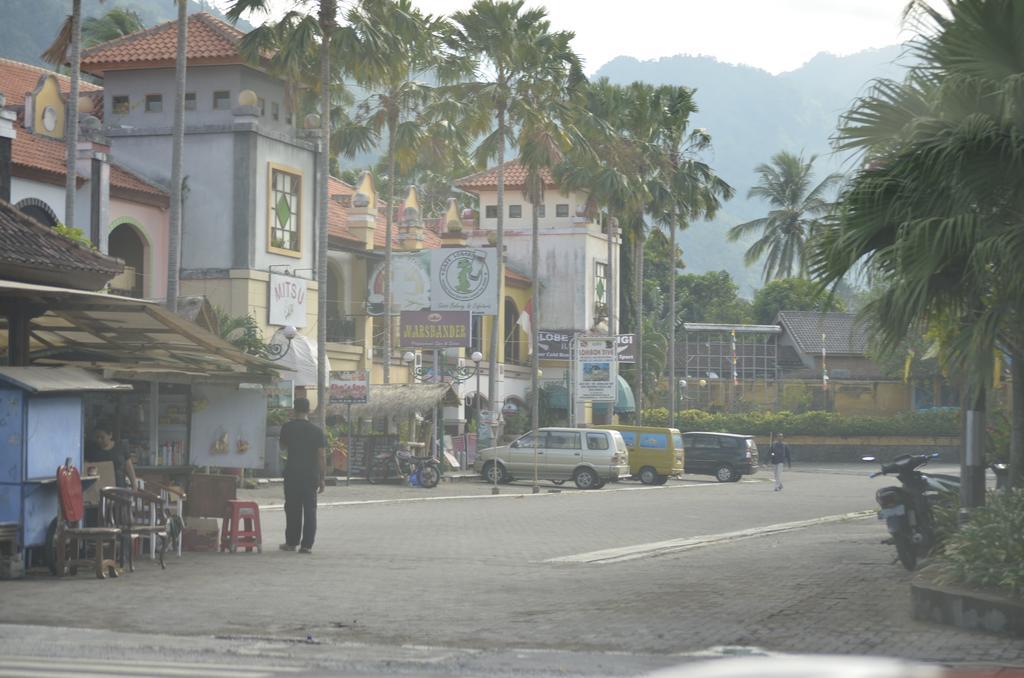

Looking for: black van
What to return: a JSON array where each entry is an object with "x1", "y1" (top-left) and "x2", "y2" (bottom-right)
[{"x1": 681, "y1": 432, "x2": 759, "y2": 482}]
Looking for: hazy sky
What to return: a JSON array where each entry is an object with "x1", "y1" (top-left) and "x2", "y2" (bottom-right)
[{"x1": 215, "y1": 0, "x2": 910, "y2": 75}]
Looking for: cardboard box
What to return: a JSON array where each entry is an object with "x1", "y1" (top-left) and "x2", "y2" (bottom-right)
[{"x1": 182, "y1": 518, "x2": 220, "y2": 552}]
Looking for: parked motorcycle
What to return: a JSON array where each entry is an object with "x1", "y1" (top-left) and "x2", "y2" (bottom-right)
[
  {"x1": 367, "y1": 448, "x2": 441, "y2": 488},
  {"x1": 866, "y1": 452, "x2": 949, "y2": 571}
]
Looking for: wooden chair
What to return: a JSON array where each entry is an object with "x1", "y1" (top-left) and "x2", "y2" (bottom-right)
[
  {"x1": 54, "y1": 463, "x2": 122, "y2": 579},
  {"x1": 101, "y1": 487, "x2": 168, "y2": 572}
]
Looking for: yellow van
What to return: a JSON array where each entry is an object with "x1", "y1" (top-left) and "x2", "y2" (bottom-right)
[{"x1": 593, "y1": 425, "x2": 684, "y2": 484}]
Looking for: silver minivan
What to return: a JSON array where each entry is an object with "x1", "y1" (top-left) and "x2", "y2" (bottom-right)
[{"x1": 474, "y1": 428, "x2": 630, "y2": 489}]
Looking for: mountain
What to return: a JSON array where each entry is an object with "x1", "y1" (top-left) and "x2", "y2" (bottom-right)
[
  {"x1": 593, "y1": 47, "x2": 908, "y2": 295},
  {"x1": 0, "y1": 0, "x2": 249, "y2": 70}
]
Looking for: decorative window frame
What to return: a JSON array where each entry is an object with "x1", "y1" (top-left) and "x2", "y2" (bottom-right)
[{"x1": 266, "y1": 162, "x2": 303, "y2": 258}]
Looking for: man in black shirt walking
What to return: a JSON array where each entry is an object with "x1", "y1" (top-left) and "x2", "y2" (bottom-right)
[
  {"x1": 768, "y1": 432, "x2": 791, "y2": 492},
  {"x1": 279, "y1": 398, "x2": 326, "y2": 554}
]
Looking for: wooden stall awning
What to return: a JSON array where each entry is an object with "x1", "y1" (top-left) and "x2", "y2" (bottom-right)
[
  {"x1": 0, "y1": 280, "x2": 279, "y2": 381},
  {"x1": 325, "y1": 383, "x2": 456, "y2": 420}
]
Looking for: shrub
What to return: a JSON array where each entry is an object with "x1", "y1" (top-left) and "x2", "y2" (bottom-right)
[
  {"x1": 938, "y1": 490, "x2": 1024, "y2": 596},
  {"x1": 637, "y1": 408, "x2": 960, "y2": 437}
]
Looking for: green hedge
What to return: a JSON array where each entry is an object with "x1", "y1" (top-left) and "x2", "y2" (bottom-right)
[
  {"x1": 637, "y1": 408, "x2": 960, "y2": 437},
  {"x1": 938, "y1": 490, "x2": 1024, "y2": 596}
]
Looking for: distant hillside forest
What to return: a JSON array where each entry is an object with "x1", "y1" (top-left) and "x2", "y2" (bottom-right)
[{"x1": 594, "y1": 47, "x2": 908, "y2": 294}]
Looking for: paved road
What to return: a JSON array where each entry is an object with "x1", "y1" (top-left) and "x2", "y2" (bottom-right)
[{"x1": 0, "y1": 466, "x2": 1020, "y2": 676}]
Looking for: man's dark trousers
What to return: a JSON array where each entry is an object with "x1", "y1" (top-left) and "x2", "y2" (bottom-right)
[{"x1": 284, "y1": 480, "x2": 317, "y2": 549}]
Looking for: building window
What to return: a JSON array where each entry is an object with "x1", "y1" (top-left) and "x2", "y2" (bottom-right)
[
  {"x1": 268, "y1": 165, "x2": 302, "y2": 254},
  {"x1": 271, "y1": 102, "x2": 280, "y2": 121},
  {"x1": 112, "y1": 96, "x2": 129, "y2": 114},
  {"x1": 537, "y1": 204, "x2": 545, "y2": 218},
  {"x1": 213, "y1": 90, "x2": 231, "y2": 110},
  {"x1": 485, "y1": 205, "x2": 498, "y2": 219},
  {"x1": 556, "y1": 203, "x2": 569, "y2": 218},
  {"x1": 144, "y1": 95, "x2": 163, "y2": 113},
  {"x1": 257, "y1": 96, "x2": 266, "y2": 116},
  {"x1": 184, "y1": 92, "x2": 196, "y2": 111},
  {"x1": 509, "y1": 204, "x2": 522, "y2": 219}
]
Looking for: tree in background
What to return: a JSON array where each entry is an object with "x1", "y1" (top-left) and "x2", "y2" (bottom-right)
[
  {"x1": 728, "y1": 150, "x2": 841, "y2": 282},
  {"x1": 810, "y1": 0, "x2": 1024, "y2": 497},
  {"x1": 336, "y1": 0, "x2": 443, "y2": 385},
  {"x1": 675, "y1": 271, "x2": 752, "y2": 326},
  {"x1": 750, "y1": 277, "x2": 844, "y2": 325},
  {"x1": 443, "y1": 0, "x2": 582, "y2": 418},
  {"x1": 82, "y1": 8, "x2": 144, "y2": 46}
]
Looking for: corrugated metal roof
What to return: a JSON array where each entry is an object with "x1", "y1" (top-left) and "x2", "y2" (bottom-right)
[
  {"x1": 776, "y1": 311, "x2": 869, "y2": 356},
  {"x1": 0, "y1": 366, "x2": 131, "y2": 393},
  {"x1": 682, "y1": 323, "x2": 782, "y2": 334},
  {"x1": 0, "y1": 280, "x2": 278, "y2": 380}
]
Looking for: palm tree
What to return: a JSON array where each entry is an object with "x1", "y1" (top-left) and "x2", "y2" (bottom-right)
[
  {"x1": 167, "y1": 0, "x2": 187, "y2": 313},
  {"x1": 728, "y1": 151, "x2": 841, "y2": 282},
  {"x1": 41, "y1": 0, "x2": 86, "y2": 235},
  {"x1": 82, "y1": 8, "x2": 144, "y2": 46},
  {"x1": 227, "y1": 0, "x2": 337, "y2": 430},
  {"x1": 809, "y1": 0, "x2": 1024, "y2": 497},
  {"x1": 335, "y1": 0, "x2": 441, "y2": 385},
  {"x1": 444, "y1": 0, "x2": 583, "y2": 422}
]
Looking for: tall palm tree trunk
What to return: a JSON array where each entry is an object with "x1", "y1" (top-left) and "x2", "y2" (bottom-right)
[
  {"x1": 489, "y1": 105, "x2": 505, "y2": 432},
  {"x1": 316, "y1": 1, "x2": 335, "y2": 431},
  {"x1": 65, "y1": 0, "x2": 81, "y2": 232},
  {"x1": 634, "y1": 221, "x2": 644, "y2": 424},
  {"x1": 383, "y1": 120, "x2": 396, "y2": 385},
  {"x1": 668, "y1": 219, "x2": 676, "y2": 428},
  {"x1": 167, "y1": 0, "x2": 187, "y2": 311}
]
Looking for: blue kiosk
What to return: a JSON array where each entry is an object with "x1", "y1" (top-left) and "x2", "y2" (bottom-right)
[{"x1": 0, "y1": 366, "x2": 129, "y2": 575}]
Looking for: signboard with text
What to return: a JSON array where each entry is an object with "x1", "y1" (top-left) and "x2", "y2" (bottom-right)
[
  {"x1": 430, "y1": 248, "x2": 498, "y2": 314},
  {"x1": 536, "y1": 329, "x2": 577, "y2": 360},
  {"x1": 399, "y1": 311, "x2": 471, "y2": 348},
  {"x1": 616, "y1": 334, "x2": 636, "y2": 363},
  {"x1": 268, "y1": 273, "x2": 308, "y2": 327},
  {"x1": 329, "y1": 370, "x2": 370, "y2": 404},
  {"x1": 575, "y1": 336, "x2": 617, "y2": 402},
  {"x1": 366, "y1": 251, "x2": 431, "y2": 315}
]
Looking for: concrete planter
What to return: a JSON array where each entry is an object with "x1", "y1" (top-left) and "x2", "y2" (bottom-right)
[{"x1": 911, "y1": 566, "x2": 1024, "y2": 637}]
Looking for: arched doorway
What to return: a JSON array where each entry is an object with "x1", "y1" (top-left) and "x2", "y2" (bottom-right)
[
  {"x1": 15, "y1": 198, "x2": 58, "y2": 228},
  {"x1": 108, "y1": 222, "x2": 146, "y2": 297},
  {"x1": 504, "y1": 297, "x2": 521, "y2": 365}
]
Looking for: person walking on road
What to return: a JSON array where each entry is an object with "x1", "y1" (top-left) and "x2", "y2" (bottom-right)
[
  {"x1": 768, "y1": 433, "x2": 791, "y2": 492},
  {"x1": 279, "y1": 398, "x2": 326, "y2": 554}
]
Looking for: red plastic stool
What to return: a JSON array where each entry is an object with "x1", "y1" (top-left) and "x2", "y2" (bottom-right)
[{"x1": 220, "y1": 500, "x2": 262, "y2": 553}]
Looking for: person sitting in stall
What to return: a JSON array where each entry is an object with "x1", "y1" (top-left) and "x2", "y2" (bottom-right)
[{"x1": 85, "y1": 421, "x2": 137, "y2": 489}]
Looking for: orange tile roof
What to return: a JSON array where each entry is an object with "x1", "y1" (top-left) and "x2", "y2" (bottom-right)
[
  {"x1": 454, "y1": 159, "x2": 556, "y2": 193},
  {"x1": 0, "y1": 57, "x2": 101, "y2": 107},
  {"x1": 327, "y1": 177, "x2": 444, "y2": 252},
  {"x1": 80, "y1": 12, "x2": 258, "y2": 76},
  {"x1": 6, "y1": 114, "x2": 168, "y2": 206}
]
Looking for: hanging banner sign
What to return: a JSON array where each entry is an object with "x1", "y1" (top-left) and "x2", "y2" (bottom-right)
[
  {"x1": 329, "y1": 370, "x2": 370, "y2": 404},
  {"x1": 536, "y1": 329, "x2": 577, "y2": 360},
  {"x1": 616, "y1": 334, "x2": 636, "y2": 363},
  {"x1": 268, "y1": 273, "x2": 308, "y2": 327},
  {"x1": 366, "y1": 252, "x2": 431, "y2": 315},
  {"x1": 399, "y1": 311, "x2": 471, "y2": 348},
  {"x1": 576, "y1": 336, "x2": 617, "y2": 402},
  {"x1": 430, "y1": 248, "x2": 498, "y2": 314}
]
